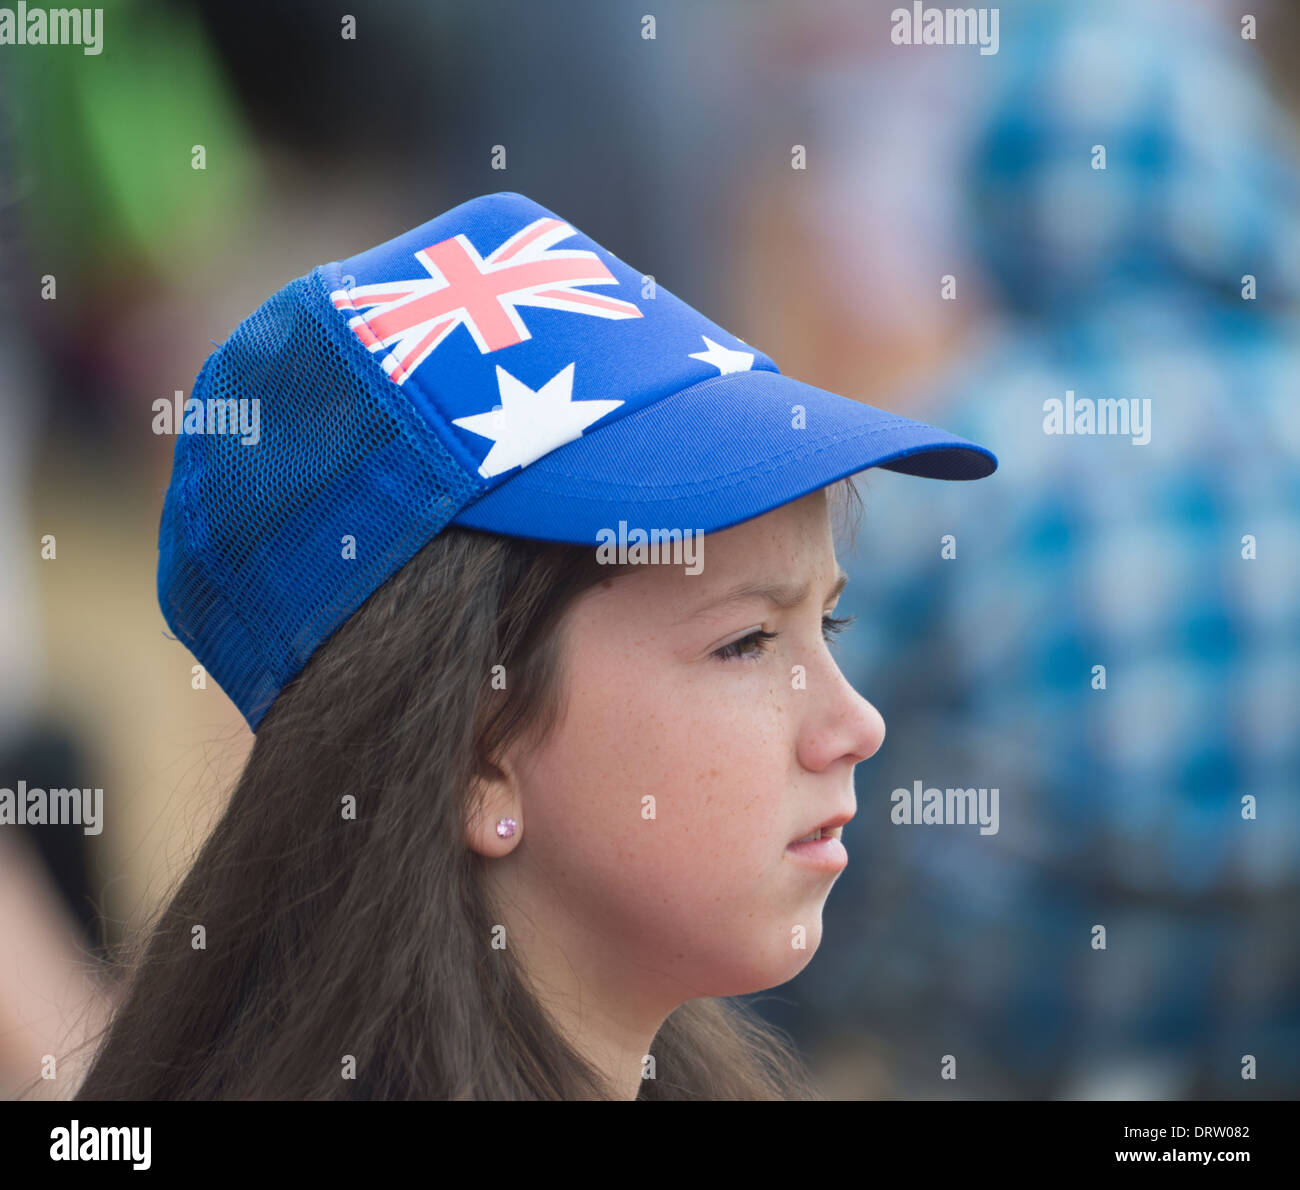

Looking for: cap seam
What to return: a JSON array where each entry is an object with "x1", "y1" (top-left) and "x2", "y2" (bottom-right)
[
  {"x1": 486, "y1": 413, "x2": 933, "y2": 500},
  {"x1": 314, "y1": 262, "x2": 491, "y2": 486}
]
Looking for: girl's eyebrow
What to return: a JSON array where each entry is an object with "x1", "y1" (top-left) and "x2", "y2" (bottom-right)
[{"x1": 676, "y1": 568, "x2": 849, "y2": 622}]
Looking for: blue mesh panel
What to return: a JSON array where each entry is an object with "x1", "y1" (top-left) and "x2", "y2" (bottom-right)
[{"x1": 157, "y1": 265, "x2": 481, "y2": 731}]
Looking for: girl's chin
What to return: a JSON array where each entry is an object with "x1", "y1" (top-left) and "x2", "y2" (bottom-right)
[{"x1": 702, "y1": 940, "x2": 825, "y2": 998}]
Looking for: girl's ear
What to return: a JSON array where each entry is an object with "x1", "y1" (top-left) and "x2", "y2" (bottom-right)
[{"x1": 464, "y1": 758, "x2": 523, "y2": 858}]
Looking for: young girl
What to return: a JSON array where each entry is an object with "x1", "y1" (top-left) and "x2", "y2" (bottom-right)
[{"x1": 73, "y1": 191, "x2": 996, "y2": 1100}]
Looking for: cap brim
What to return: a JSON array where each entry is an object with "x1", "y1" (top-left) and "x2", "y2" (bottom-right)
[{"x1": 449, "y1": 369, "x2": 996, "y2": 546}]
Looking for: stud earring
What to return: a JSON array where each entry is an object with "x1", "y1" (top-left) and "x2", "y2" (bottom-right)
[{"x1": 496, "y1": 817, "x2": 517, "y2": 839}]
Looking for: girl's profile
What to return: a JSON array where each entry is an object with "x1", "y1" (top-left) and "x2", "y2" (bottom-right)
[{"x1": 69, "y1": 190, "x2": 996, "y2": 1100}]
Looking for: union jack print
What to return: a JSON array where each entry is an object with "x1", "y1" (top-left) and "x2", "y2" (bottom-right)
[{"x1": 330, "y1": 217, "x2": 643, "y2": 384}]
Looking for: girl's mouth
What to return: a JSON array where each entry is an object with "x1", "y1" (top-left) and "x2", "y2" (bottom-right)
[
  {"x1": 785, "y1": 822, "x2": 850, "y2": 872},
  {"x1": 792, "y1": 825, "x2": 841, "y2": 844}
]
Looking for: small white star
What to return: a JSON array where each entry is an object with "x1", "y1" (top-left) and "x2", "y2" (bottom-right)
[
  {"x1": 452, "y1": 363, "x2": 623, "y2": 478},
  {"x1": 689, "y1": 334, "x2": 754, "y2": 375}
]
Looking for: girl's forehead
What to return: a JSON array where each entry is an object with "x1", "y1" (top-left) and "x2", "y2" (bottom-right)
[{"x1": 580, "y1": 500, "x2": 842, "y2": 619}]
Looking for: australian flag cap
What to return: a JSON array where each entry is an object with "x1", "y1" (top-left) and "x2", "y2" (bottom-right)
[{"x1": 158, "y1": 190, "x2": 997, "y2": 731}]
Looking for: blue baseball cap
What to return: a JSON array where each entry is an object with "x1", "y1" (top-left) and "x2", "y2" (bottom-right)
[{"x1": 158, "y1": 190, "x2": 997, "y2": 731}]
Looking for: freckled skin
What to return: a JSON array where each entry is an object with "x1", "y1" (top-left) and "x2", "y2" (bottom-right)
[{"x1": 477, "y1": 490, "x2": 885, "y2": 1089}]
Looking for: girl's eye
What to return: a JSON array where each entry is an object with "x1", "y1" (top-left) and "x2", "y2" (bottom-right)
[
  {"x1": 823, "y1": 612, "x2": 854, "y2": 644},
  {"x1": 711, "y1": 613, "x2": 855, "y2": 662}
]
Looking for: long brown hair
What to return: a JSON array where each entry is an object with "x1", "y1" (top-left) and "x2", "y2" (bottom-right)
[{"x1": 67, "y1": 481, "x2": 862, "y2": 1100}]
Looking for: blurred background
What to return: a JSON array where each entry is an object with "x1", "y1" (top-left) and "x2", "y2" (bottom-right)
[{"x1": 1, "y1": 0, "x2": 1296, "y2": 1099}]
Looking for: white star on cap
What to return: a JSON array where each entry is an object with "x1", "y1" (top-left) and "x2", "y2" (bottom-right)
[
  {"x1": 452, "y1": 363, "x2": 624, "y2": 479},
  {"x1": 689, "y1": 334, "x2": 754, "y2": 375}
]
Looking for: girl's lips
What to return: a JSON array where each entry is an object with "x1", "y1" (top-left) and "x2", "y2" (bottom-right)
[{"x1": 784, "y1": 834, "x2": 849, "y2": 873}]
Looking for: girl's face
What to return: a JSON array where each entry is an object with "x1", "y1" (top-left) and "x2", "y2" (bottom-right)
[{"x1": 490, "y1": 489, "x2": 885, "y2": 1007}]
